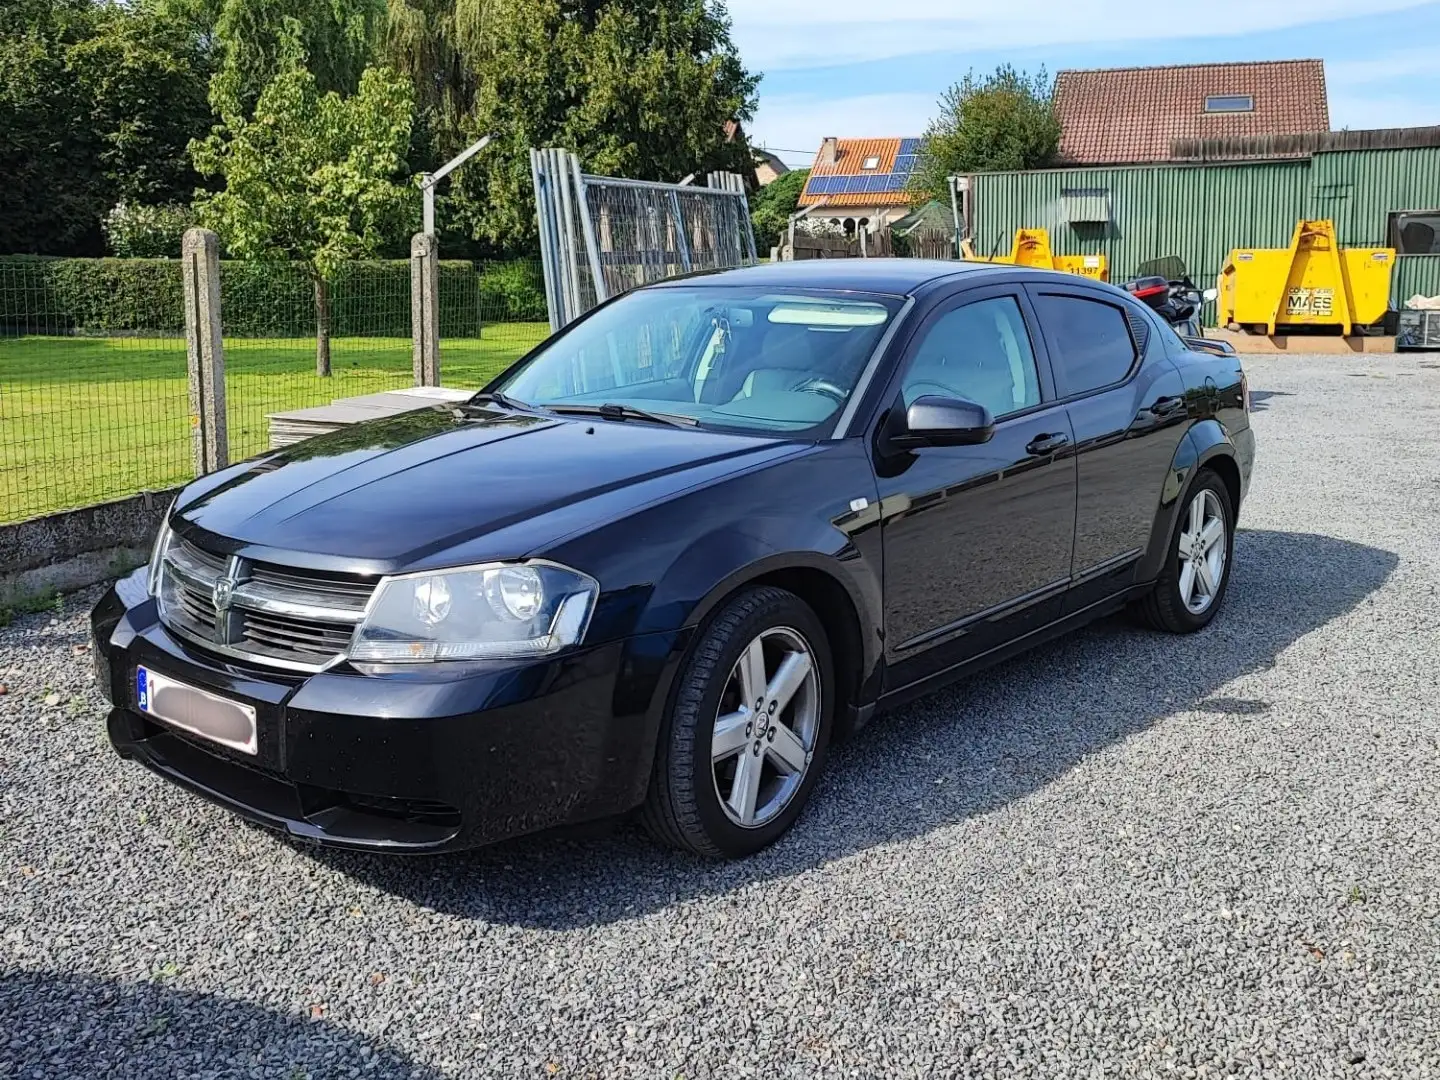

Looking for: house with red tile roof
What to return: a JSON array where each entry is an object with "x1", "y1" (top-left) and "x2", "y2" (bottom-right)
[
  {"x1": 1054, "y1": 59, "x2": 1330, "y2": 165},
  {"x1": 797, "y1": 137, "x2": 921, "y2": 235}
]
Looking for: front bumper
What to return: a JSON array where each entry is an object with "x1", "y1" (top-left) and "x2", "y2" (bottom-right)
[{"x1": 93, "y1": 570, "x2": 684, "y2": 852}]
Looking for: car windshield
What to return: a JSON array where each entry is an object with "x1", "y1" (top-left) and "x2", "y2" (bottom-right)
[{"x1": 492, "y1": 286, "x2": 905, "y2": 437}]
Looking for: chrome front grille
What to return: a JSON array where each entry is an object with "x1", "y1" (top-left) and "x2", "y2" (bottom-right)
[{"x1": 158, "y1": 535, "x2": 377, "y2": 670}]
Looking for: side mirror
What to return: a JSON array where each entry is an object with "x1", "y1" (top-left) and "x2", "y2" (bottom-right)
[
  {"x1": 887, "y1": 395, "x2": 995, "y2": 449},
  {"x1": 1202, "y1": 287, "x2": 1219, "y2": 302}
]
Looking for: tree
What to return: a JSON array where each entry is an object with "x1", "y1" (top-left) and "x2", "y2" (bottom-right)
[
  {"x1": 191, "y1": 32, "x2": 415, "y2": 374},
  {"x1": 155, "y1": 0, "x2": 386, "y2": 104},
  {"x1": 749, "y1": 168, "x2": 807, "y2": 252},
  {"x1": 910, "y1": 65, "x2": 1060, "y2": 204},
  {"x1": 68, "y1": 5, "x2": 215, "y2": 206},
  {"x1": 0, "y1": 0, "x2": 106, "y2": 254},
  {"x1": 0, "y1": 0, "x2": 214, "y2": 255},
  {"x1": 415, "y1": 0, "x2": 757, "y2": 254}
]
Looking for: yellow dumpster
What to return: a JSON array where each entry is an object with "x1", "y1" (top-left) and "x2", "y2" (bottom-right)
[
  {"x1": 1216, "y1": 219, "x2": 1394, "y2": 336},
  {"x1": 962, "y1": 228, "x2": 1108, "y2": 282}
]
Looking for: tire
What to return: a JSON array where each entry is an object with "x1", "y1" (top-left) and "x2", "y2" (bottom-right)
[
  {"x1": 1136, "y1": 468, "x2": 1235, "y2": 634},
  {"x1": 640, "y1": 586, "x2": 835, "y2": 858}
]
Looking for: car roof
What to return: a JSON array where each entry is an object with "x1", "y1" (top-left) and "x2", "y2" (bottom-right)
[{"x1": 651, "y1": 258, "x2": 1012, "y2": 295}]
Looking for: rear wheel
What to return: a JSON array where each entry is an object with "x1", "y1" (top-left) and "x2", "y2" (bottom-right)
[
  {"x1": 641, "y1": 586, "x2": 833, "y2": 858},
  {"x1": 1137, "y1": 469, "x2": 1234, "y2": 634}
]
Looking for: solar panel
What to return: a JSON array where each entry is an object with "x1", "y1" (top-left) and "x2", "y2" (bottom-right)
[
  {"x1": 899, "y1": 138, "x2": 921, "y2": 155},
  {"x1": 807, "y1": 176, "x2": 836, "y2": 195}
]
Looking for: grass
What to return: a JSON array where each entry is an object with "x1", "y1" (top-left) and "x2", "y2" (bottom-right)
[{"x1": 0, "y1": 324, "x2": 549, "y2": 523}]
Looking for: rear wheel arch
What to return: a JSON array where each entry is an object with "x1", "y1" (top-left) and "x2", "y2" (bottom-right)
[{"x1": 1138, "y1": 421, "x2": 1239, "y2": 581}]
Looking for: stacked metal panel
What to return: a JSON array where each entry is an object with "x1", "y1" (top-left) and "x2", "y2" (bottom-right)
[{"x1": 531, "y1": 149, "x2": 757, "y2": 330}]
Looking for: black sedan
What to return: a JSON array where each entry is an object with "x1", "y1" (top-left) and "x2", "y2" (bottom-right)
[{"x1": 93, "y1": 260, "x2": 1255, "y2": 858}]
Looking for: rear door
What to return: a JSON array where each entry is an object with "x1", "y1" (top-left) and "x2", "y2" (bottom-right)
[{"x1": 1024, "y1": 284, "x2": 1191, "y2": 613}]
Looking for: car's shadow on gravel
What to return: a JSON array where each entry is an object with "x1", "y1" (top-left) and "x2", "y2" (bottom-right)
[
  {"x1": 315, "y1": 529, "x2": 1396, "y2": 930},
  {"x1": 0, "y1": 970, "x2": 444, "y2": 1079}
]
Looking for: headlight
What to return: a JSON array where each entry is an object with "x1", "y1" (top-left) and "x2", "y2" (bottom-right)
[
  {"x1": 349, "y1": 561, "x2": 598, "y2": 663},
  {"x1": 147, "y1": 516, "x2": 174, "y2": 597}
]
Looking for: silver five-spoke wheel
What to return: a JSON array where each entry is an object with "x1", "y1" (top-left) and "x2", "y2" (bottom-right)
[
  {"x1": 1177, "y1": 488, "x2": 1227, "y2": 615},
  {"x1": 710, "y1": 627, "x2": 820, "y2": 828}
]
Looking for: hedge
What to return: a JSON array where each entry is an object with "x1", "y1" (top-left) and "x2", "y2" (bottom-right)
[{"x1": 0, "y1": 256, "x2": 547, "y2": 337}]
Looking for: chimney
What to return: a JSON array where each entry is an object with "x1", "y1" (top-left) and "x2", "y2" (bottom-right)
[{"x1": 820, "y1": 137, "x2": 838, "y2": 167}]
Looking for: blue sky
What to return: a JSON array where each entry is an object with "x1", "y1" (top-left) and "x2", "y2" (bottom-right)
[{"x1": 738, "y1": 0, "x2": 1440, "y2": 167}]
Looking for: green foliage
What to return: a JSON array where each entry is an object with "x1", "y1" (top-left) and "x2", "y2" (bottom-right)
[
  {"x1": 202, "y1": 0, "x2": 386, "y2": 105},
  {"x1": 444, "y1": 0, "x2": 758, "y2": 252},
  {"x1": 0, "y1": 0, "x2": 213, "y2": 256},
  {"x1": 750, "y1": 169, "x2": 808, "y2": 252},
  {"x1": 910, "y1": 65, "x2": 1060, "y2": 203},
  {"x1": 103, "y1": 203, "x2": 197, "y2": 258},
  {"x1": 192, "y1": 38, "x2": 417, "y2": 279},
  {"x1": 382, "y1": 0, "x2": 495, "y2": 123},
  {"x1": 0, "y1": 255, "x2": 535, "y2": 337},
  {"x1": 0, "y1": 256, "x2": 183, "y2": 334},
  {"x1": 0, "y1": 0, "x2": 107, "y2": 255},
  {"x1": 477, "y1": 259, "x2": 546, "y2": 322},
  {"x1": 67, "y1": 6, "x2": 215, "y2": 205}
]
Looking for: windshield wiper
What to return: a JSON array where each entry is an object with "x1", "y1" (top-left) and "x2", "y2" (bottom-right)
[
  {"x1": 469, "y1": 390, "x2": 530, "y2": 410},
  {"x1": 543, "y1": 402, "x2": 698, "y2": 428}
]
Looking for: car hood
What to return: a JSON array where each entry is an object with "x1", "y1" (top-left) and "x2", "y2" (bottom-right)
[{"x1": 175, "y1": 405, "x2": 800, "y2": 568}]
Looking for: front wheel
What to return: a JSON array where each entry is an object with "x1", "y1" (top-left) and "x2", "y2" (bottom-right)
[
  {"x1": 1137, "y1": 469, "x2": 1235, "y2": 633},
  {"x1": 641, "y1": 586, "x2": 834, "y2": 858}
]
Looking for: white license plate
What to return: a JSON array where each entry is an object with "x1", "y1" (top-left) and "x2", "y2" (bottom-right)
[{"x1": 136, "y1": 666, "x2": 257, "y2": 756}]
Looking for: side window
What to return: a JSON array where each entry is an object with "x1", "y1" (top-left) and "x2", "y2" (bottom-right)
[
  {"x1": 1032, "y1": 293, "x2": 1137, "y2": 397},
  {"x1": 899, "y1": 296, "x2": 1041, "y2": 419}
]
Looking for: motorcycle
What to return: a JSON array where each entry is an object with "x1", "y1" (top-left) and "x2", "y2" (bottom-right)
[{"x1": 1120, "y1": 256, "x2": 1233, "y2": 355}]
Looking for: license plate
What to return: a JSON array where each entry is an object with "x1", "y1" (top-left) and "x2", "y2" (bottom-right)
[{"x1": 136, "y1": 666, "x2": 257, "y2": 755}]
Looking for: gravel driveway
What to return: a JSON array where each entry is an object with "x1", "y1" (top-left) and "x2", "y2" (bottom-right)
[{"x1": 3, "y1": 352, "x2": 1439, "y2": 1079}]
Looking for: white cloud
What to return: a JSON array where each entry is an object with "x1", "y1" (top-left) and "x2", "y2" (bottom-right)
[
  {"x1": 729, "y1": 0, "x2": 1433, "y2": 70},
  {"x1": 748, "y1": 93, "x2": 937, "y2": 159}
]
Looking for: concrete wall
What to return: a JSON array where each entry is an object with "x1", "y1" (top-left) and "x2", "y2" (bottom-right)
[{"x1": 0, "y1": 488, "x2": 176, "y2": 609}]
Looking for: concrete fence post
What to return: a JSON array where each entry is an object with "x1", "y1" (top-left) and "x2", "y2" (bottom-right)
[
  {"x1": 181, "y1": 227, "x2": 228, "y2": 474},
  {"x1": 411, "y1": 232, "x2": 441, "y2": 386}
]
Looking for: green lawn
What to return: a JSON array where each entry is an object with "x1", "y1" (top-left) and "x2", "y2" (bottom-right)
[{"x1": 0, "y1": 324, "x2": 549, "y2": 523}]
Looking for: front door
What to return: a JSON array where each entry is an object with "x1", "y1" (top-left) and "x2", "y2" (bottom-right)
[{"x1": 872, "y1": 286, "x2": 1078, "y2": 690}]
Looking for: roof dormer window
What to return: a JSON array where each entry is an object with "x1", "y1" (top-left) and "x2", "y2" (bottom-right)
[
  {"x1": 1204, "y1": 94, "x2": 1254, "y2": 113},
  {"x1": 861, "y1": 155, "x2": 880, "y2": 170}
]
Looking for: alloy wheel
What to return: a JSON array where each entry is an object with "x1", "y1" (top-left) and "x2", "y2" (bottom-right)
[
  {"x1": 1177, "y1": 488, "x2": 1227, "y2": 615},
  {"x1": 710, "y1": 626, "x2": 820, "y2": 828}
]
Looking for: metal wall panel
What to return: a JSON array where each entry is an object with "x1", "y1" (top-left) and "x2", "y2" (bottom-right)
[
  {"x1": 1393, "y1": 255, "x2": 1440, "y2": 306},
  {"x1": 971, "y1": 147, "x2": 1440, "y2": 294},
  {"x1": 1305, "y1": 149, "x2": 1440, "y2": 246}
]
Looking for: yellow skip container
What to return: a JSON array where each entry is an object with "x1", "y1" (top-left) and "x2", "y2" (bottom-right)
[
  {"x1": 1217, "y1": 220, "x2": 1394, "y2": 336},
  {"x1": 961, "y1": 228, "x2": 1108, "y2": 282}
]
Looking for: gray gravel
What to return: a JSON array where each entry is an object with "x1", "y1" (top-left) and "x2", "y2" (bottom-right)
[{"x1": 4, "y1": 351, "x2": 1440, "y2": 1079}]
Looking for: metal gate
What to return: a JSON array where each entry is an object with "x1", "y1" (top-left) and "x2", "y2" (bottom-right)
[{"x1": 530, "y1": 148, "x2": 757, "y2": 330}]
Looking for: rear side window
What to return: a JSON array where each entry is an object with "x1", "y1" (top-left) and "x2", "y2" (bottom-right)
[{"x1": 1034, "y1": 294, "x2": 1138, "y2": 396}]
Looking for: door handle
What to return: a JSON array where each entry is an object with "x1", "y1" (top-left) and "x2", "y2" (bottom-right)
[
  {"x1": 1025, "y1": 432, "x2": 1069, "y2": 456},
  {"x1": 1150, "y1": 395, "x2": 1186, "y2": 417}
]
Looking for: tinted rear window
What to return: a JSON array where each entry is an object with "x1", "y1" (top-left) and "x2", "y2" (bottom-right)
[{"x1": 1034, "y1": 294, "x2": 1137, "y2": 396}]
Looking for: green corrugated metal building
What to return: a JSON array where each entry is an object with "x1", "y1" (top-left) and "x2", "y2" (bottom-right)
[{"x1": 967, "y1": 130, "x2": 1440, "y2": 316}]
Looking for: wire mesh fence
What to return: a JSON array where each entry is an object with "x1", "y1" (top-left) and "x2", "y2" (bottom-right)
[
  {"x1": 220, "y1": 262, "x2": 419, "y2": 459},
  {"x1": 0, "y1": 258, "x2": 191, "y2": 524},
  {"x1": 0, "y1": 256, "x2": 551, "y2": 524}
]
